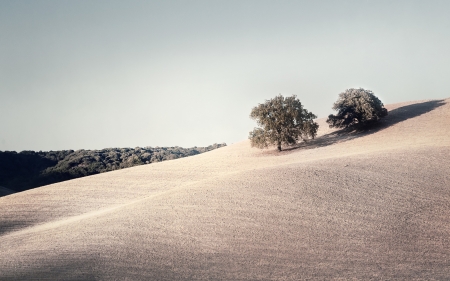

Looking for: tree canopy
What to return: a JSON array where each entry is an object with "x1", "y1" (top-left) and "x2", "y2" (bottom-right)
[
  {"x1": 327, "y1": 88, "x2": 388, "y2": 129},
  {"x1": 0, "y1": 143, "x2": 226, "y2": 194},
  {"x1": 249, "y1": 95, "x2": 318, "y2": 151}
]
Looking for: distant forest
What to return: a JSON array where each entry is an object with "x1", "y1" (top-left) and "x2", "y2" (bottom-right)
[{"x1": 0, "y1": 143, "x2": 226, "y2": 193}]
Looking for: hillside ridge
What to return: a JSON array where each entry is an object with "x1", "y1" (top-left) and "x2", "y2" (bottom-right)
[{"x1": 0, "y1": 98, "x2": 449, "y2": 280}]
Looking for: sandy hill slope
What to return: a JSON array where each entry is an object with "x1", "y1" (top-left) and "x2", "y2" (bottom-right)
[{"x1": 1, "y1": 99, "x2": 449, "y2": 280}]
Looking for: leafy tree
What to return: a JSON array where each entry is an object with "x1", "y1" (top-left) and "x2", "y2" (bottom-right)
[
  {"x1": 249, "y1": 94, "x2": 319, "y2": 151},
  {"x1": 327, "y1": 88, "x2": 388, "y2": 129},
  {"x1": 0, "y1": 143, "x2": 226, "y2": 194}
]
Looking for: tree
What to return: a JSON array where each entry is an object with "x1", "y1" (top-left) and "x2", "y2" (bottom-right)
[
  {"x1": 249, "y1": 94, "x2": 319, "y2": 151},
  {"x1": 327, "y1": 88, "x2": 388, "y2": 129}
]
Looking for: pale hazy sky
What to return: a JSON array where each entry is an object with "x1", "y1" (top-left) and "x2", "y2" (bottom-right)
[{"x1": 1, "y1": 0, "x2": 449, "y2": 151}]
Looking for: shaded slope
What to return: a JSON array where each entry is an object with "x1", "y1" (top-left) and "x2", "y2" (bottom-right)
[{"x1": 0, "y1": 99, "x2": 449, "y2": 280}]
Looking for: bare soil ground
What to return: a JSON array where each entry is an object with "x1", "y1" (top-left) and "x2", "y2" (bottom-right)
[{"x1": 1, "y1": 98, "x2": 449, "y2": 280}]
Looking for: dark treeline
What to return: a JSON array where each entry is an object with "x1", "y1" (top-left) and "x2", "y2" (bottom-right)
[{"x1": 0, "y1": 143, "x2": 226, "y2": 193}]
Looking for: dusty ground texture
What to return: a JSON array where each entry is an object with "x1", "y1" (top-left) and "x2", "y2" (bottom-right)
[{"x1": 0, "y1": 99, "x2": 449, "y2": 280}]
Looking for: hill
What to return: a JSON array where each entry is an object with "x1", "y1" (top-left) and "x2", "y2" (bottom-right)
[
  {"x1": 0, "y1": 99, "x2": 449, "y2": 280},
  {"x1": 0, "y1": 143, "x2": 225, "y2": 194}
]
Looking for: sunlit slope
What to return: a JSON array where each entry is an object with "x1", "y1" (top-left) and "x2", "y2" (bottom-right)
[{"x1": 0, "y1": 99, "x2": 449, "y2": 280}]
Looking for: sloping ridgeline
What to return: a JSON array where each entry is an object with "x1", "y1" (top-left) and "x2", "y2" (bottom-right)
[{"x1": 0, "y1": 143, "x2": 226, "y2": 194}]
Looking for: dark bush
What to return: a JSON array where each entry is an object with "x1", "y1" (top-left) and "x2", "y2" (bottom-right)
[
  {"x1": 0, "y1": 143, "x2": 226, "y2": 194},
  {"x1": 327, "y1": 88, "x2": 388, "y2": 129}
]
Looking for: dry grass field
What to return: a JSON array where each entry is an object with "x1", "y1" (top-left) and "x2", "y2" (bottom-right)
[{"x1": 1, "y1": 98, "x2": 449, "y2": 280}]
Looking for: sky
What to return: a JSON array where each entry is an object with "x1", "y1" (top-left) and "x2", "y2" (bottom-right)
[{"x1": 1, "y1": 0, "x2": 449, "y2": 151}]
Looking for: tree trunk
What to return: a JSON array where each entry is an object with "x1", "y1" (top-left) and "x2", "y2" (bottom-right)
[{"x1": 277, "y1": 141, "x2": 282, "y2": 151}]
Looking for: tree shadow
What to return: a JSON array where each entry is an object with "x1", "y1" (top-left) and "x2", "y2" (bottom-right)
[{"x1": 278, "y1": 99, "x2": 447, "y2": 153}]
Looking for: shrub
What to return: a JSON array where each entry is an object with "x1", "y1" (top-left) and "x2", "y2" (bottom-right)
[{"x1": 327, "y1": 88, "x2": 388, "y2": 129}]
